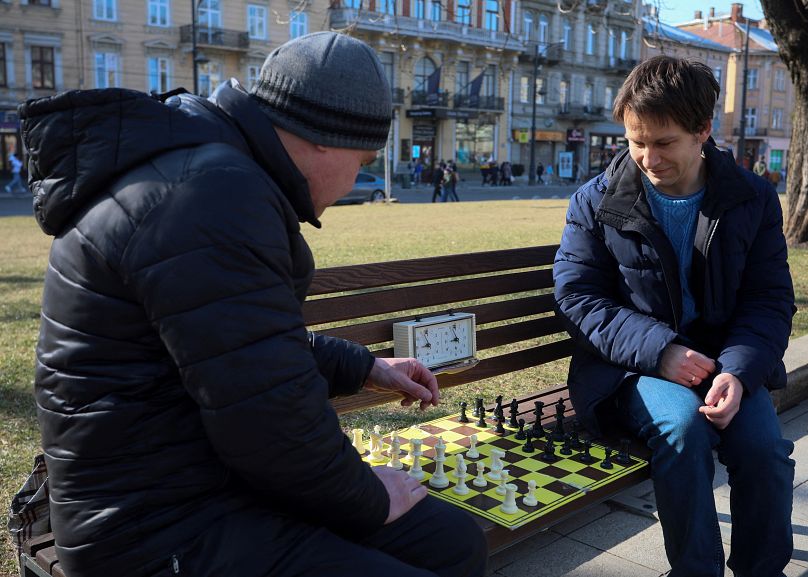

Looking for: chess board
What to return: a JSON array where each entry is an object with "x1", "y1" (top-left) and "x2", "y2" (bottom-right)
[{"x1": 358, "y1": 412, "x2": 649, "y2": 530}]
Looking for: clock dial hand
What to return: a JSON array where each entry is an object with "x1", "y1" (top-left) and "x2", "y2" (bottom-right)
[{"x1": 450, "y1": 324, "x2": 460, "y2": 342}]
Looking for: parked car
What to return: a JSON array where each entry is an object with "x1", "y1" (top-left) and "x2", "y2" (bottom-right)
[{"x1": 337, "y1": 172, "x2": 386, "y2": 205}]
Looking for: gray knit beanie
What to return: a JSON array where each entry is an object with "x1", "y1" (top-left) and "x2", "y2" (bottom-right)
[{"x1": 251, "y1": 32, "x2": 392, "y2": 150}]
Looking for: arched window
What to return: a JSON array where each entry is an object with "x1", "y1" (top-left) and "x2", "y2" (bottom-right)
[
  {"x1": 414, "y1": 57, "x2": 437, "y2": 91},
  {"x1": 538, "y1": 14, "x2": 548, "y2": 43},
  {"x1": 562, "y1": 19, "x2": 572, "y2": 50},
  {"x1": 523, "y1": 10, "x2": 533, "y2": 40}
]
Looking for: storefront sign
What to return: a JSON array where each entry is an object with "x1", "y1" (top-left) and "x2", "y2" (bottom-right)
[
  {"x1": 512, "y1": 129, "x2": 565, "y2": 143},
  {"x1": 567, "y1": 128, "x2": 585, "y2": 143},
  {"x1": 558, "y1": 151, "x2": 574, "y2": 178},
  {"x1": 406, "y1": 109, "x2": 436, "y2": 118},
  {"x1": 412, "y1": 122, "x2": 437, "y2": 140}
]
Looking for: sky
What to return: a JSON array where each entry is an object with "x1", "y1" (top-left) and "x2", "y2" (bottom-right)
[{"x1": 656, "y1": 0, "x2": 764, "y2": 25}]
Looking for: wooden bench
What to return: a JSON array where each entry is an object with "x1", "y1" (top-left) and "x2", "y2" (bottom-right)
[{"x1": 19, "y1": 245, "x2": 650, "y2": 576}]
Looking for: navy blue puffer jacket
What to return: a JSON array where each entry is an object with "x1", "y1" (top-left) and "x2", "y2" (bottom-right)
[
  {"x1": 553, "y1": 143, "x2": 795, "y2": 435},
  {"x1": 20, "y1": 81, "x2": 385, "y2": 576}
]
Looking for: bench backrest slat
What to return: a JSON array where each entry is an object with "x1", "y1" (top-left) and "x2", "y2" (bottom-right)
[{"x1": 308, "y1": 246, "x2": 558, "y2": 294}]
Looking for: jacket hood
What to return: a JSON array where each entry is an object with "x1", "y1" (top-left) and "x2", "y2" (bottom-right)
[{"x1": 19, "y1": 81, "x2": 317, "y2": 236}]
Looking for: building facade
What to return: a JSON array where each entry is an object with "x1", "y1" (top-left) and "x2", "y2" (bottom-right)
[
  {"x1": 675, "y1": 3, "x2": 794, "y2": 173},
  {"x1": 0, "y1": 0, "x2": 652, "y2": 182}
]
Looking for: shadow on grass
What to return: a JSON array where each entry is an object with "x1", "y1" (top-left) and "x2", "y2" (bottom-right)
[
  {"x1": 0, "y1": 303, "x2": 40, "y2": 323},
  {"x1": 0, "y1": 383, "x2": 37, "y2": 421},
  {"x1": 0, "y1": 274, "x2": 44, "y2": 286}
]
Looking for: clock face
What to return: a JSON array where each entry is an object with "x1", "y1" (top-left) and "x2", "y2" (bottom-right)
[{"x1": 413, "y1": 319, "x2": 473, "y2": 367}]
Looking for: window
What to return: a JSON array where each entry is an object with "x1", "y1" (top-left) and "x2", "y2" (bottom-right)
[
  {"x1": 28, "y1": 0, "x2": 53, "y2": 5},
  {"x1": 414, "y1": 0, "x2": 424, "y2": 18},
  {"x1": 148, "y1": 0, "x2": 169, "y2": 26},
  {"x1": 31, "y1": 45, "x2": 54, "y2": 89},
  {"x1": 94, "y1": 52, "x2": 119, "y2": 88},
  {"x1": 604, "y1": 86, "x2": 613, "y2": 110},
  {"x1": 562, "y1": 19, "x2": 572, "y2": 50},
  {"x1": 455, "y1": 61, "x2": 469, "y2": 95},
  {"x1": 772, "y1": 107, "x2": 783, "y2": 130},
  {"x1": 455, "y1": 0, "x2": 470, "y2": 24},
  {"x1": 484, "y1": 0, "x2": 498, "y2": 30},
  {"x1": 289, "y1": 10, "x2": 308, "y2": 38},
  {"x1": 769, "y1": 149, "x2": 783, "y2": 171},
  {"x1": 198, "y1": 0, "x2": 222, "y2": 27},
  {"x1": 344, "y1": 0, "x2": 361, "y2": 7},
  {"x1": 745, "y1": 107, "x2": 757, "y2": 130},
  {"x1": 378, "y1": 51, "x2": 394, "y2": 88},
  {"x1": 747, "y1": 68, "x2": 758, "y2": 90},
  {"x1": 0, "y1": 44, "x2": 6, "y2": 87},
  {"x1": 519, "y1": 76, "x2": 529, "y2": 103},
  {"x1": 429, "y1": 0, "x2": 440, "y2": 20},
  {"x1": 535, "y1": 77, "x2": 544, "y2": 104},
  {"x1": 586, "y1": 24, "x2": 596, "y2": 55},
  {"x1": 198, "y1": 60, "x2": 222, "y2": 97},
  {"x1": 559, "y1": 79, "x2": 569, "y2": 111},
  {"x1": 248, "y1": 5, "x2": 267, "y2": 39},
  {"x1": 379, "y1": 0, "x2": 394, "y2": 14},
  {"x1": 522, "y1": 10, "x2": 533, "y2": 39},
  {"x1": 774, "y1": 68, "x2": 785, "y2": 91},
  {"x1": 414, "y1": 57, "x2": 436, "y2": 91},
  {"x1": 620, "y1": 30, "x2": 628, "y2": 60},
  {"x1": 94, "y1": 0, "x2": 116, "y2": 20},
  {"x1": 713, "y1": 66, "x2": 722, "y2": 86},
  {"x1": 148, "y1": 56, "x2": 170, "y2": 93},
  {"x1": 607, "y1": 29, "x2": 615, "y2": 66},
  {"x1": 482, "y1": 64, "x2": 496, "y2": 96},
  {"x1": 538, "y1": 14, "x2": 548, "y2": 43},
  {"x1": 584, "y1": 83, "x2": 593, "y2": 108},
  {"x1": 246, "y1": 63, "x2": 260, "y2": 90}
]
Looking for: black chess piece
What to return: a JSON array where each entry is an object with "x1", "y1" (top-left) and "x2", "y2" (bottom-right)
[
  {"x1": 550, "y1": 398, "x2": 566, "y2": 442},
  {"x1": 508, "y1": 398, "x2": 519, "y2": 428},
  {"x1": 540, "y1": 438, "x2": 558, "y2": 462},
  {"x1": 600, "y1": 447, "x2": 614, "y2": 469},
  {"x1": 458, "y1": 401, "x2": 469, "y2": 423},
  {"x1": 560, "y1": 435, "x2": 573, "y2": 455},
  {"x1": 579, "y1": 440, "x2": 595, "y2": 464},
  {"x1": 515, "y1": 418, "x2": 527, "y2": 440},
  {"x1": 473, "y1": 397, "x2": 483, "y2": 417},
  {"x1": 476, "y1": 406, "x2": 487, "y2": 428},
  {"x1": 522, "y1": 430, "x2": 534, "y2": 453},
  {"x1": 532, "y1": 401, "x2": 544, "y2": 438},
  {"x1": 615, "y1": 438, "x2": 632, "y2": 465},
  {"x1": 493, "y1": 395, "x2": 503, "y2": 421},
  {"x1": 494, "y1": 413, "x2": 506, "y2": 435},
  {"x1": 569, "y1": 419, "x2": 582, "y2": 450}
]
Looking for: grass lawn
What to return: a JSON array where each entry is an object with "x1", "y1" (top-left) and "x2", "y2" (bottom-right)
[{"x1": 1, "y1": 198, "x2": 806, "y2": 574}]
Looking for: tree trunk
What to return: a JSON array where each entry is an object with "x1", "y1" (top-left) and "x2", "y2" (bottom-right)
[{"x1": 760, "y1": 0, "x2": 808, "y2": 245}]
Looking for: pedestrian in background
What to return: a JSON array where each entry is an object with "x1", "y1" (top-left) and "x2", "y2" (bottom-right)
[
  {"x1": 432, "y1": 161, "x2": 445, "y2": 202},
  {"x1": 4, "y1": 152, "x2": 26, "y2": 195},
  {"x1": 536, "y1": 161, "x2": 544, "y2": 185}
]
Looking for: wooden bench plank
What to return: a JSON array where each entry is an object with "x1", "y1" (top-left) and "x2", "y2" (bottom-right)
[
  {"x1": 308, "y1": 246, "x2": 559, "y2": 294},
  {"x1": 303, "y1": 269, "x2": 553, "y2": 325},
  {"x1": 22, "y1": 533, "x2": 55, "y2": 557},
  {"x1": 35, "y1": 546, "x2": 58, "y2": 572}
]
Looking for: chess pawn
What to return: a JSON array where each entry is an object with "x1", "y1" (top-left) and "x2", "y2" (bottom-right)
[
  {"x1": 522, "y1": 479, "x2": 538, "y2": 507},
  {"x1": 473, "y1": 461, "x2": 487, "y2": 487},
  {"x1": 434, "y1": 436, "x2": 447, "y2": 461},
  {"x1": 496, "y1": 469, "x2": 510, "y2": 495},
  {"x1": 466, "y1": 434, "x2": 480, "y2": 459},
  {"x1": 452, "y1": 458, "x2": 469, "y2": 495},
  {"x1": 408, "y1": 450, "x2": 425, "y2": 480},
  {"x1": 351, "y1": 428, "x2": 365, "y2": 454},
  {"x1": 500, "y1": 483, "x2": 520, "y2": 515}
]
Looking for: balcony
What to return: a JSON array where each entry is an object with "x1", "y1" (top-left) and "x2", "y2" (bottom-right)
[
  {"x1": 179, "y1": 25, "x2": 249, "y2": 51},
  {"x1": 454, "y1": 94, "x2": 505, "y2": 111},
  {"x1": 732, "y1": 127, "x2": 768, "y2": 137},
  {"x1": 411, "y1": 90, "x2": 449, "y2": 107},
  {"x1": 613, "y1": 58, "x2": 638, "y2": 73},
  {"x1": 520, "y1": 41, "x2": 563, "y2": 65},
  {"x1": 328, "y1": 9, "x2": 522, "y2": 52},
  {"x1": 556, "y1": 104, "x2": 605, "y2": 121}
]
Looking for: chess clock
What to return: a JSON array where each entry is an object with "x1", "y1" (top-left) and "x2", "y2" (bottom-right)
[{"x1": 393, "y1": 312, "x2": 477, "y2": 372}]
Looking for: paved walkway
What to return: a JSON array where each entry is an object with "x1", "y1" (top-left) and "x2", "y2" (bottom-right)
[{"x1": 488, "y1": 334, "x2": 808, "y2": 577}]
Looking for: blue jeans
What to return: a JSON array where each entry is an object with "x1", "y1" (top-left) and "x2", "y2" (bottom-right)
[{"x1": 616, "y1": 376, "x2": 794, "y2": 577}]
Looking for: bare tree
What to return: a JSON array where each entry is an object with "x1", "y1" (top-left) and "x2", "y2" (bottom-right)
[{"x1": 759, "y1": 0, "x2": 808, "y2": 245}]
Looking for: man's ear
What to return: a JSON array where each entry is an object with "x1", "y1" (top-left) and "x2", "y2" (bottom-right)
[{"x1": 698, "y1": 119, "x2": 713, "y2": 143}]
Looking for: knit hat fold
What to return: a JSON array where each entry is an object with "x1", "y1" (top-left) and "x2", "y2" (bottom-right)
[{"x1": 251, "y1": 32, "x2": 392, "y2": 150}]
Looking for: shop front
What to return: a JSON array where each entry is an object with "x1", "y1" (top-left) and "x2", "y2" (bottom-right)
[{"x1": 588, "y1": 133, "x2": 627, "y2": 177}]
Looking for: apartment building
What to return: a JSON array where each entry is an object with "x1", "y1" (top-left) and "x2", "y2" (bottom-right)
[
  {"x1": 1, "y1": 0, "x2": 641, "y2": 178},
  {"x1": 676, "y1": 2, "x2": 794, "y2": 172}
]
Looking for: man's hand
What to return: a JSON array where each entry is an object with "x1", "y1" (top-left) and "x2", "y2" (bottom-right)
[
  {"x1": 373, "y1": 466, "x2": 428, "y2": 524},
  {"x1": 698, "y1": 373, "x2": 743, "y2": 429},
  {"x1": 659, "y1": 343, "x2": 716, "y2": 387},
  {"x1": 364, "y1": 357, "x2": 439, "y2": 410}
]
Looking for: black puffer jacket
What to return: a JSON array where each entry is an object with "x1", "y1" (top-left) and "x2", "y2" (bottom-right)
[{"x1": 21, "y1": 81, "x2": 387, "y2": 577}]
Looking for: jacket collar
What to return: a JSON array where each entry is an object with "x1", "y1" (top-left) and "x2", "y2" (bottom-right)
[
  {"x1": 598, "y1": 138, "x2": 758, "y2": 228},
  {"x1": 211, "y1": 80, "x2": 320, "y2": 228}
]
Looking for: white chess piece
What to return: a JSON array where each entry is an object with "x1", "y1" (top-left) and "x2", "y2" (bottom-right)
[
  {"x1": 488, "y1": 449, "x2": 505, "y2": 480},
  {"x1": 408, "y1": 438, "x2": 424, "y2": 480},
  {"x1": 473, "y1": 461, "x2": 487, "y2": 487},
  {"x1": 429, "y1": 455, "x2": 449, "y2": 488},
  {"x1": 452, "y1": 457, "x2": 469, "y2": 495},
  {"x1": 368, "y1": 425, "x2": 385, "y2": 462},
  {"x1": 453, "y1": 454, "x2": 466, "y2": 478},
  {"x1": 387, "y1": 435, "x2": 403, "y2": 469},
  {"x1": 434, "y1": 436, "x2": 446, "y2": 460},
  {"x1": 500, "y1": 483, "x2": 519, "y2": 515},
  {"x1": 467, "y1": 434, "x2": 480, "y2": 459},
  {"x1": 523, "y1": 479, "x2": 538, "y2": 507},
  {"x1": 496, "y1": 469, "x2": 510, "y2": 495},
  {"x1": 351, "y1": 428, "x2": 365, "y2": 454}
]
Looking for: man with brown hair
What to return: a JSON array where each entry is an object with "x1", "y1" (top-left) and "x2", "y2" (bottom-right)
[{"x1": 554, "y1": 55, "x2": 795, "y2": 576}]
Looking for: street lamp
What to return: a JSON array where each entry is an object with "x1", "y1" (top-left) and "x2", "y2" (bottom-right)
[
  {"x1": 190, "y1": 0, "x2": 209, "y2": 95},
  {"x1": 735, "y1": 16, "x2": 751, "y2": 167},
  {"x1": 528, "y1": 41, "x2": 562, "y2": 185}
]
